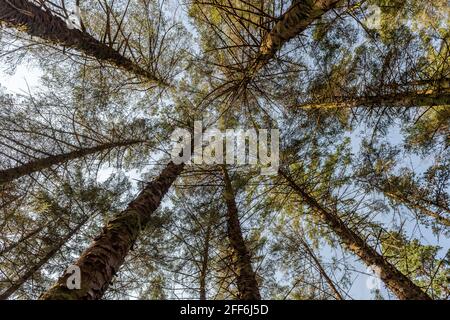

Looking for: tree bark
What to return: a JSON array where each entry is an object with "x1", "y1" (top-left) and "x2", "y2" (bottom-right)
[
  {"x1": 0, "y1": 0, "x2": 167, "y2": 86},
  {"x1": 294, "y1": 91, "x2": 450, "y2": 109},
  {"x1": 0, "y1": 215, "x2": 89, "y2": 300},
  {"x1": 0, "y1": 139, "x2": 144, "y2": 185},
  {"x1": 222, "y1": 166, "x2": 261, "y2": 300},
  {"x1": 279, "y1": 169, "x2": 432, "y2": 300},
  {"x1": 251, "y1": 0, "x2": 342, "y2": 74},
  {"x1": 40, "y1": 161, "x2": 184, "y2": 300}
]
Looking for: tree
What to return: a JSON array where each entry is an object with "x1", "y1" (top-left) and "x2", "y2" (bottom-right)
[
  {"x1": 0, "y1": 170, "x2": 131, "y2": 299},
  {"x1": 0, "y1": 0, "x2": 448, "y2": 301},
  {"x1": 40, "y1": 161, "x2": 184, "y2": 299},
  {"x1": 279, "y1": 168, "x2": 431, "y2": 300},
  {"x1": 221, "y1": 166, "x2": 260, "y2": 300},
  {"x1": 0, "y1": 0, "x2": 175, "y2": 86},
  {"x1": 381, "y1": 231, "x2": 449, "y2": 299},
  {"x1": 253, "y1": 0, "x2": 343, "y2": 75},
  {"x1": 356, "y1": 141, "x2": 450, "y2": 228}
]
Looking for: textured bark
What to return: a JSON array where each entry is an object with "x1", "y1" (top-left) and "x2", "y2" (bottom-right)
[
  {"x1": 222, "y1": 167, "x2": 261, "y2": 300},
  {"x1": 40, "y1": 161, "x2": 184, "y2": 300},
  {"x1": 0, "y1": 215, "x2": 89, "y2": 300},
  {"x1": 294, "y1": 91, "x2": 450, "y2": 109},
  {"x1": 252, "y1": 0, "x2": 342, "y2": 74},
  {"x1": 0, "y1": 0, "x2": 167, "y2": 86},
  {"x1": 0, "y1": 139, "x2": 144, "y2": 184},
  {"x1": 279, "y1": 169, "x2": 432, "y2": 300}
]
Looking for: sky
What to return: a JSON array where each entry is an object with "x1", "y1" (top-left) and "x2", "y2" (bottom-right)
[{"x1": 0, "y1": 64, "x2": 42, "y2": 94}]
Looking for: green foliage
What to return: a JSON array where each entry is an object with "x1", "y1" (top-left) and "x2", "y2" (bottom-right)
[{"x1": 381, "y1": 232, "x2": 449, "y2": 299}]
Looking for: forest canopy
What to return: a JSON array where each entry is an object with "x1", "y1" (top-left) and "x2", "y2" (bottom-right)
[{"x1": 0, "y1": 0, "x2": 449, "y2": 300}]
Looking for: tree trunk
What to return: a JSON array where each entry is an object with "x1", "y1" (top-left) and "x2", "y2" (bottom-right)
[
  {"x1": 419, "y1": 198, "x2": 450, "y2": 217},
  {"x1": 0, "y1": 215, "x2": 89, "y2": 300},
  {"x1": 365, "y1": 179, "x2": 450, "y2": 227},
  {"x1": 222, "y1": 166, "x2": 261, "y2": 300},
  {"x1": 199, "y1": 223, "x2": 211, "y2": 301},
  {"x1": 0, "y1": 0, "x2": 167, "y2": 86},
  {"x1": 383, "y1": 190, "x2": 450, "y2": 227},
  {"x1": 298, "y1": 237, "x2": 343, "y2": 300},
  {"x1": 252, "y1": 0, "x2": 342, "y2": 74},
  {"x1": 0, "y1": 139, "x2": 144, "y2": 185},
  {"x1": 0, "y1": 220, "x2": 52, "y2": 256},
  {"x1": 294, "y1": 91, "x2": 450, "y2": 109},
  {"x1": 279, "y1": 169, "x2": 432, "y2": 300},
  {"x1": 40, "y1": 161, "x2": 184, "y2": 300}
]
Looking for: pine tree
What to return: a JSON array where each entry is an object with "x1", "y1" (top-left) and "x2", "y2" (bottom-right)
[{"x1": 0, "y1": 0, "x2": 448, "y2": 301}]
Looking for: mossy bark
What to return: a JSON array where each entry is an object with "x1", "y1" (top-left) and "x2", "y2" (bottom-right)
[
  {"x1": 222, "y1": 167, "x2": 261, "y2": 300},
  {"x1": 40, "y1": 162, "x2": 184, "y2": 300},
  {"x1": 0, "y1": 0, "x2": 167, "y2": 86},
  {"x1": 280, "y1": 169, "x2": 432, "y2": 300}
]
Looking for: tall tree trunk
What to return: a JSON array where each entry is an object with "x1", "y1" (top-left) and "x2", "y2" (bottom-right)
[
  {"x1": 221, "y1": 166, "x2": 261, "y2": 300},
  {"x1": 0, "y1": 215, "x2": 89, "y2": 300},
  {"x1": 381, "y1": 189, "x2": 450, "y2": 227},
  {"x1": 199, "y1": 223, "x2": 211, "y2": 301},
  {"x1": 294, "y1": 91, "x2": 450, "y2": 109},
  {"x1": 364, "y1": 178, "x2": 450, "y2": 227},
  {"x1": 0, "y1": 0, "x2": 167, "y2": 86},
  {"x1": 40, "y1": 161, "x2": 184, "y2": 300},
  {"x1": 0, "y1": 139, "x2": 144, "y2": 185},
  {"x1": 419, "y1": 198, "x2": 450, "y2": 217},
  {"x1": 298, "y1": 237, "x2": 343, "y2": 300},
  {"x1": 251, "y1": 0, "x2": 342, "y2": 74},
  {"x1": 279, "y1": 169, "x2": 432, "y2": 300},
  {"x1": 0, "y1": 219, "x2": 55, "y2": 256}
]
